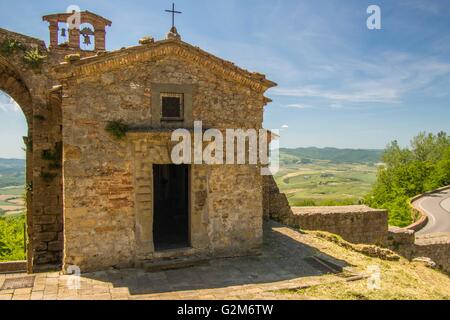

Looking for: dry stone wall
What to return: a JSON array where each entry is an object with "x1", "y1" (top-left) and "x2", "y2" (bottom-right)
[
  {"x1": 414, "y1": 235, "x2": 450, "y2": 273},
  {"x1": 290, "y1": 206, "x2": 388, "y2": 246},
  {"x1": 387, "y1": 228, "x2": 450, "y2": 273},
  {"x1": 263, "y1": 176, "x2": 388, "y2": 245}
]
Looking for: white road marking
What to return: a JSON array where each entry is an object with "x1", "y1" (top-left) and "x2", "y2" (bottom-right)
[{"x1": 439, "y1": 197, "x2": 450, "y2": 213}]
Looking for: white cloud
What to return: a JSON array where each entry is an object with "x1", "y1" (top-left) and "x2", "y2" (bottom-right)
[
  {"x1": 285, "y1": 103, "x2": 314, "y2": 109},
  {"x1": 281, "y1": 124, "x2": 289, "y2": 129},
  {"x1": 275, "y1": 86, "x2": 398, "y2": 104},
  {"x1": 271, "y1": 57, "x2": 450, "y2": 105}
]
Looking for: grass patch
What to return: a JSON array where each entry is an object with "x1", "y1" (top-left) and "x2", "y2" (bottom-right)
[
  {"x1": 0, "y1": 187, "x2": 25, "y2": 195},
  {"x1": 276, "y1": 229, "x2": 450, "y2": 300}
]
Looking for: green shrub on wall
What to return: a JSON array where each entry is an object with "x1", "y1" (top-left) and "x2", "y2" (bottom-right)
[
  {"x1": 23, "y1": 48, "x2": 46, "y2": 70},
  {"x1": 106, "y1": 120, "x2": 129, "y2": 140},
  {"x1": 0, "y1": 38, "x2": 25, "y2": 56}
]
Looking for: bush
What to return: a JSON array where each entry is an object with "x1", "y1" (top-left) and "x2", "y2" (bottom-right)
[
  {"x1": 23, "y1": 48, "x2": 46, "y2": 70},
  {"x1": 0, "y1": 38, "x2": 25, "y2": 56},
  {"x1": 291, "y1": 199, "x2": 317, "y2": 206},
  {"x1": 106, "y1": 120, "x2": 129, "y2": 140},
  {"x1": 0, "y1": 214, "x2": 26, "y2": 262},
  {"x1": 365, "y1": 131, "x2": 450, "y2": 227}
]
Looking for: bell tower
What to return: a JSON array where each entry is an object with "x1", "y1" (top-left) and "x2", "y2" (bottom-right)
[{"x1": 43, "y1": 10, "x2": 112, "y2": 52}]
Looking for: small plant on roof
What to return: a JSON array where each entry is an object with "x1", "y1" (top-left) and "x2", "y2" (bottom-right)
[
  {"x1": 0, "y1": 38, "x2": 25, "y2": 56},
  {"x1": 106, "y1": 120, "x2": 129, "y2": 140},
  {"x1": 23, "y1": 48, "x2": 47, "y2": 70}
]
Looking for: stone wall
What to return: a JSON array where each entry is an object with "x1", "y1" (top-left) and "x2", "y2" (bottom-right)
[
  {"x1": 263, "y1": 176, "x2": 388, "y2": 245},
  {"x1": 57, "y1": 42, "x2": 271, "y2": 272},
  {"x1": 386, "y1": 186, "x2": 450, "y2": 273},
  {"x1": 263, "y1": 175, "x2": 292, "y2": 221},
  {"x1": 129, "y1": 132, "x2": 262, "y2": 265},
  {"x1": 415, "y1": 235, "x2": 450, "y2": 273},
  {"x1": 289, "y1": 206, "x2": 388, "y2": 245},
  {"x1": 387, "y1": 228, "x2": 450, "y2": 273}
]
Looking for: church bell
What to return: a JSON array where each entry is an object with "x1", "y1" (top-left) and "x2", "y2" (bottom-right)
[{"x1": 83, "y1": 34, "x2": 91, "y2": 45}]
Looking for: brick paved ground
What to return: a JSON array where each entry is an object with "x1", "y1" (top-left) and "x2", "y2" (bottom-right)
[{"x1": 0, "y1": 221, "x2": 354, "y2": 300}]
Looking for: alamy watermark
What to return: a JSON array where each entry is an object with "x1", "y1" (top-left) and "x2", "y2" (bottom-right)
[
  {"x1": 367, "y1": 265, "x2": 381, "y2": 290},
  {"x1": 66, "y1": 5, "x2": 81, "y2": 30},
  {"x1": 170, "y1": 121, "x2": 279, "y2": 175},
  {"x1": 367, "y1": 5, "x2": 381, "y2": 30},
  {"x1": 66, "y1": 265, "x2": 81, "y2": 290}
]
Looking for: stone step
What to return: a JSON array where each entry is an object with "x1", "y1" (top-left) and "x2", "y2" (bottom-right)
[{"x1": 140, "y1": 258, "x2": 210, "y2": 273}]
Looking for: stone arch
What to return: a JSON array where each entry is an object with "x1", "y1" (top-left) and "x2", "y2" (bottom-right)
[
  {"x1": 0, "y1": 57, "x2": 33, "y2": 127},
  {"x1": 0, "y1": 56, "x2": 34, "y2": 268}
]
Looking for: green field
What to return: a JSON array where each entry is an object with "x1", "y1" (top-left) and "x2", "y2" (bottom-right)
[
  {"x1": 0, "y1": 186, "x2": 24, "y2": 195},
  {"x1": 0, "y1": 186, "x2": 25, "y2": 217},
  {"x1": 275, "y1": 159, "x2": 378, "y2": 206}
]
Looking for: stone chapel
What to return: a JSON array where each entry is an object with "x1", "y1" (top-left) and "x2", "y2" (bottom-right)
[{"x1": 0, "y1": 10, "x2": 276, "y2": 273}]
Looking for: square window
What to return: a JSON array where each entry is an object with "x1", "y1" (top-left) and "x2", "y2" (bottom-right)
[{"x1": 161, "y1": 93, "x2": 184, "y2": 121}]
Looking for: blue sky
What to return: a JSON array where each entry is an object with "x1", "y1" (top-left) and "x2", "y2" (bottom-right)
[{"x1": 1, "y1": 0, "x2": 449, "y2": 158}]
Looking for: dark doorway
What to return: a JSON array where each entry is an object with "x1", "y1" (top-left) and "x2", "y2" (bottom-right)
[{"x1": 153, "y1": 164, "x2": 190, "y2": 251}]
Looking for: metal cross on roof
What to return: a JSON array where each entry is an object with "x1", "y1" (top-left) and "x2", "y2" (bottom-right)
[{"x1": 165, "y1": 3, "x2": 182, "y2": 29}]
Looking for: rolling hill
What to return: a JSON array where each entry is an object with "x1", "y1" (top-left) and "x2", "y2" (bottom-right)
[
  {"x1": 0, "y1": 158, "x2": 25, "y2": 188},
  {"x1": 279, "y1": 147, "x2": 383, "y2": 165}
]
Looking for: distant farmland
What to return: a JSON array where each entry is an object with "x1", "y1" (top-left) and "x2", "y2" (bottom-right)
[
  {"x1": 276, "y1": 148, "x2": 381, "y2": 206},
  {"x1": 0, "y1": 159, "x2": 25, "y2": 217}
]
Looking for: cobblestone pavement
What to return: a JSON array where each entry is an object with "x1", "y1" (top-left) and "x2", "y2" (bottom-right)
[{"x1": 0, "y1": 221, "x2": 352, "y2": 300}]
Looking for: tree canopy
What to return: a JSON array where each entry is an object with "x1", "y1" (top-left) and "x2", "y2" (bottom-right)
[{"x1": 365, "y1": 131, "x2": 450, "y2": 227}]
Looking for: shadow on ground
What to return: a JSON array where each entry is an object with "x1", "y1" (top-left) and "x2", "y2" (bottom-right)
[{"x1": 82, "y1": 221, "x2": 352, "y2": 295}]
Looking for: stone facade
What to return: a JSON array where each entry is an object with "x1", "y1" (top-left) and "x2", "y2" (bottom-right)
[{"x1": 1, "y1": 11, "x2": 275, "y2": 272}]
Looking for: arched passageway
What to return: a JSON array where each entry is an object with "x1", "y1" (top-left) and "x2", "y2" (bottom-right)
[
  {"x1": 0, "y1": 91, "x2": 28, "y2": 262},
  {"x1": 0, "y1": 55, "x2": 63, "y2": 272},
  {"x1": 0, "y1": 59, "x2": 34, "y2": 267}
]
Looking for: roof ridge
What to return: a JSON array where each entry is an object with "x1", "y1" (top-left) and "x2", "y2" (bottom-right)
[{"x1": 54, "y1": 39, "x2": 277, "y2": 91}]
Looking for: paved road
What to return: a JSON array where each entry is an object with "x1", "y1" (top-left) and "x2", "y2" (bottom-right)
[{"x1": 413, "y1": 188, "x2": 450, "y2": 235}]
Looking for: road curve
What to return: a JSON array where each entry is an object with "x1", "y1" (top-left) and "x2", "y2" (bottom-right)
[{"x1": 413, "y1": 188, "x2": 450, "y2": 236}]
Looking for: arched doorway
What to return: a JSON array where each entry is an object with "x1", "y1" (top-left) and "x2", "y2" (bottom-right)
[{"x1": 0, "y1": 91, "x2": 28, "y2": 262}]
